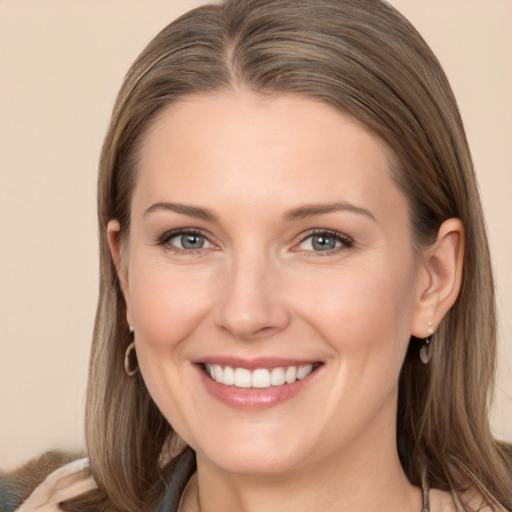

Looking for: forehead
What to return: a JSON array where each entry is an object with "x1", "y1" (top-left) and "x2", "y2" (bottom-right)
[{"x1": 134, "y1": 90, "x2": 407, "y2": 226}]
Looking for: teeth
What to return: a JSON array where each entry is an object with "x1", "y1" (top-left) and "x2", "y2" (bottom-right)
[
  {"x1": 297, "y1": 364, "x2": 313, "y2": 380},
  {"x1": 251, "y1": 369, "x2": 270, "y2": 388},
  {"x1": 285, "y1": 366, "x2": 297, "y2": 383},
  {"x1": 223, "y1": 365, "x2": 235, "y2": 385},
  {"x1": 234, "y1": 368, "x2": 251, "y2": 388},
  {"x1": 214, "y1": 365, "x2": 223, "y2": 383},
  {"x1": 205, "y1": 363, "x2": 315, "y2": 388},
  {"x1": 270, "y1": 367, "x2": 286, "y2": 386}
]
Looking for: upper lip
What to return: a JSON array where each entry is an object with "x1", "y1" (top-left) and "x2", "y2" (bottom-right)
[{"x1": 195, "y1": 356, "x2": 321, "y2": 370}]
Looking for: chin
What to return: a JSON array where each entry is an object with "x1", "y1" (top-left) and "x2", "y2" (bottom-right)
[
  {"x1": 197, "y1": 443, "x2": 306, "y2": 476},
  {"x1": 184, "y1": 421, "x2": 312, "y2": 476}
]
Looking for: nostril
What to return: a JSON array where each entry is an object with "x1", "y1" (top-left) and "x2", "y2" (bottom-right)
[
  {"x1": 219, "y1": 323, "x2": 279, "y2": 339},
  {"x1": 255, "y1": 326, "x2": 275, "y2": 335}
]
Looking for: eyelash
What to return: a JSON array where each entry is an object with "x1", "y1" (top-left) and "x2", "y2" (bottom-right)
[{"x1": 156, "y1": 228, "x2": 353, "y2": 255}]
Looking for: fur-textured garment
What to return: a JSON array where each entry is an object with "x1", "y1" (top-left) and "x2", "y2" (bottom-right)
[{"x1": 0, "y1": 452, "x2": 96, "y2": 511}]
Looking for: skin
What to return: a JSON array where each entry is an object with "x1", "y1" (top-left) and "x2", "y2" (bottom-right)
[{"x1": 108, "y1": 90, "x2": 464, "y2": 512}]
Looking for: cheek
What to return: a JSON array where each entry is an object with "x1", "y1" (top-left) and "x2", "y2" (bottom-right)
[
  {"x1": 126, "y1": 255, "x2": 218, "y2": 351},
  {"x1": 291, "y1": 255, "x2": 418, "y2": 387},
  {"x1": 297, "y1": 259, "x2": 416, "y2": 336},
  {"x1": 125, "y1": 257, "x2": 217, "y2": 435},
  {"x1": 301, "y1": 259, "x2": 417, "y2": 420}
]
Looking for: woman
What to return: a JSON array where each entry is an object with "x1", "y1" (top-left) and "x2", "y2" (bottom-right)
[{"x1": 8, "y1": 0, "x2": 512, "y2": 510}]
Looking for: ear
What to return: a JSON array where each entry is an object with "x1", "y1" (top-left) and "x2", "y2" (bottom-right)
[
  {"x1": 107, "y1": 219, "x2": 133, "y2": 327},
  {"x1": 410, "y1": 218, "x2": 465, "y2": 338}
]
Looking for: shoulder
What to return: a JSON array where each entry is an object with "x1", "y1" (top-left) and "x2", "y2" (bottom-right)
[{"x1": 1, "y1": 455, "x2": 97, "y2": 512}]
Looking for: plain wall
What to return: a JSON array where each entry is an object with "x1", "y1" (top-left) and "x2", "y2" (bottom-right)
[{"x1": 1, "y1": 0, "x2": 511, "y2": 470}]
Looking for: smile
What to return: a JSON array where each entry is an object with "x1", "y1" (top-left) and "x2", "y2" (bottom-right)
[
  {"x1": 196, "y1": 358, "x2": 322, "y2": 410},
  {"x1": 204, "y1": 363, "x2": 315, "y2": 388}
]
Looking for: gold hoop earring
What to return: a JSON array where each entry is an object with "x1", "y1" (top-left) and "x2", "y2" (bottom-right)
[{"x1": 124, "y1": 327, "x2": 139, "y2": 376}]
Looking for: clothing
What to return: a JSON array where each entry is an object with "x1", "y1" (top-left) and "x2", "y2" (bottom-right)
[
  {"x1": 5, "y1": 449, "x2": 430, "y2": 511},
  {"x1": 1, "y1": 458, "x2": 96, "y2": 512},
  {"x1": 154, "y1": 448, "x2": 197, "y2": 512}
]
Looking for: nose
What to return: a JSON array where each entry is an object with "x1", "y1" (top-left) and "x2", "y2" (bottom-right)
[{"x1": 214, "y1": 254, "x2": 291, "y2": 341}]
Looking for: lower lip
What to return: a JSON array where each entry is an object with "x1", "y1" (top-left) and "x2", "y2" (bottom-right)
[{"x1": 195, "y1": 364, "x2": 321, "y2": 410}]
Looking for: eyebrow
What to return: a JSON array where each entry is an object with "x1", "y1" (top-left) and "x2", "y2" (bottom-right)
[
  {"x1": 144, "y1": 200, "x2": 376, "y2": 223},
  {"x1": 282, "y1": 202, "x2": 376, "y2": 222},
  {"x1": 144, "y1": 202, "x2": 216, "y2": 221}
]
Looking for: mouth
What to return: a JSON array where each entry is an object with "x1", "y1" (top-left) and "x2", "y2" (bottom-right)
[
  {"x1": 194, "y1": 357, "x2": 323, "y2": 410},
  {"x1": 201, "y1": 362, "x2": 320, "y2": 389}
]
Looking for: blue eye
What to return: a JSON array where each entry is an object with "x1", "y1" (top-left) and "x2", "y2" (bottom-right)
[
  {"x1": 311, "y1": 234, "x2": 337, "y2": 251},
  {"x1": 174, "y1": 233, "x2": 206, "y2": 249},
  {"x1": 298, "y1": 231, "x2": 352, "y2": 252},
  {"x1": 159, "y1": 230, "x2": 214, "y2": 251}
]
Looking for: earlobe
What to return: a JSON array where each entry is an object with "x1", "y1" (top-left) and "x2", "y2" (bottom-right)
[{"x1": 411, "y1": 218, "x2": 465, "y2": 338}]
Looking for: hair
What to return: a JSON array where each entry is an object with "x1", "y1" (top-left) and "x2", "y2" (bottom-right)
[{"x1": 63, "y1": 1, "x2": 512, "y2": 510}]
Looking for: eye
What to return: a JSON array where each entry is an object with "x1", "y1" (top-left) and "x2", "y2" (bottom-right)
[
  {"x1": 296, "y1": 230, "x2": 352, "y2": 253},
  {"x1": 158, "y1": 229, "x2": 215, "y2": 252},
  {"x1": 173, "y1": 232, "x2": 206, "y2": 250}
]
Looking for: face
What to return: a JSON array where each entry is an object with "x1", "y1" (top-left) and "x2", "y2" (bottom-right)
[{"x1": 112, "y1": 91, "x2": 430, "y2": 477}]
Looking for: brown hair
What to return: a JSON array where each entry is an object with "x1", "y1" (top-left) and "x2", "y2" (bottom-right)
[{"x1": 64, "y1": 1, "x2": 512, "y2": 510}]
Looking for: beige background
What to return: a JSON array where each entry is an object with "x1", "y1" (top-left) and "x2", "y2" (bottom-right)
[{"x1": 0, "y1": 1, "x2": 510, "y2": 470}]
